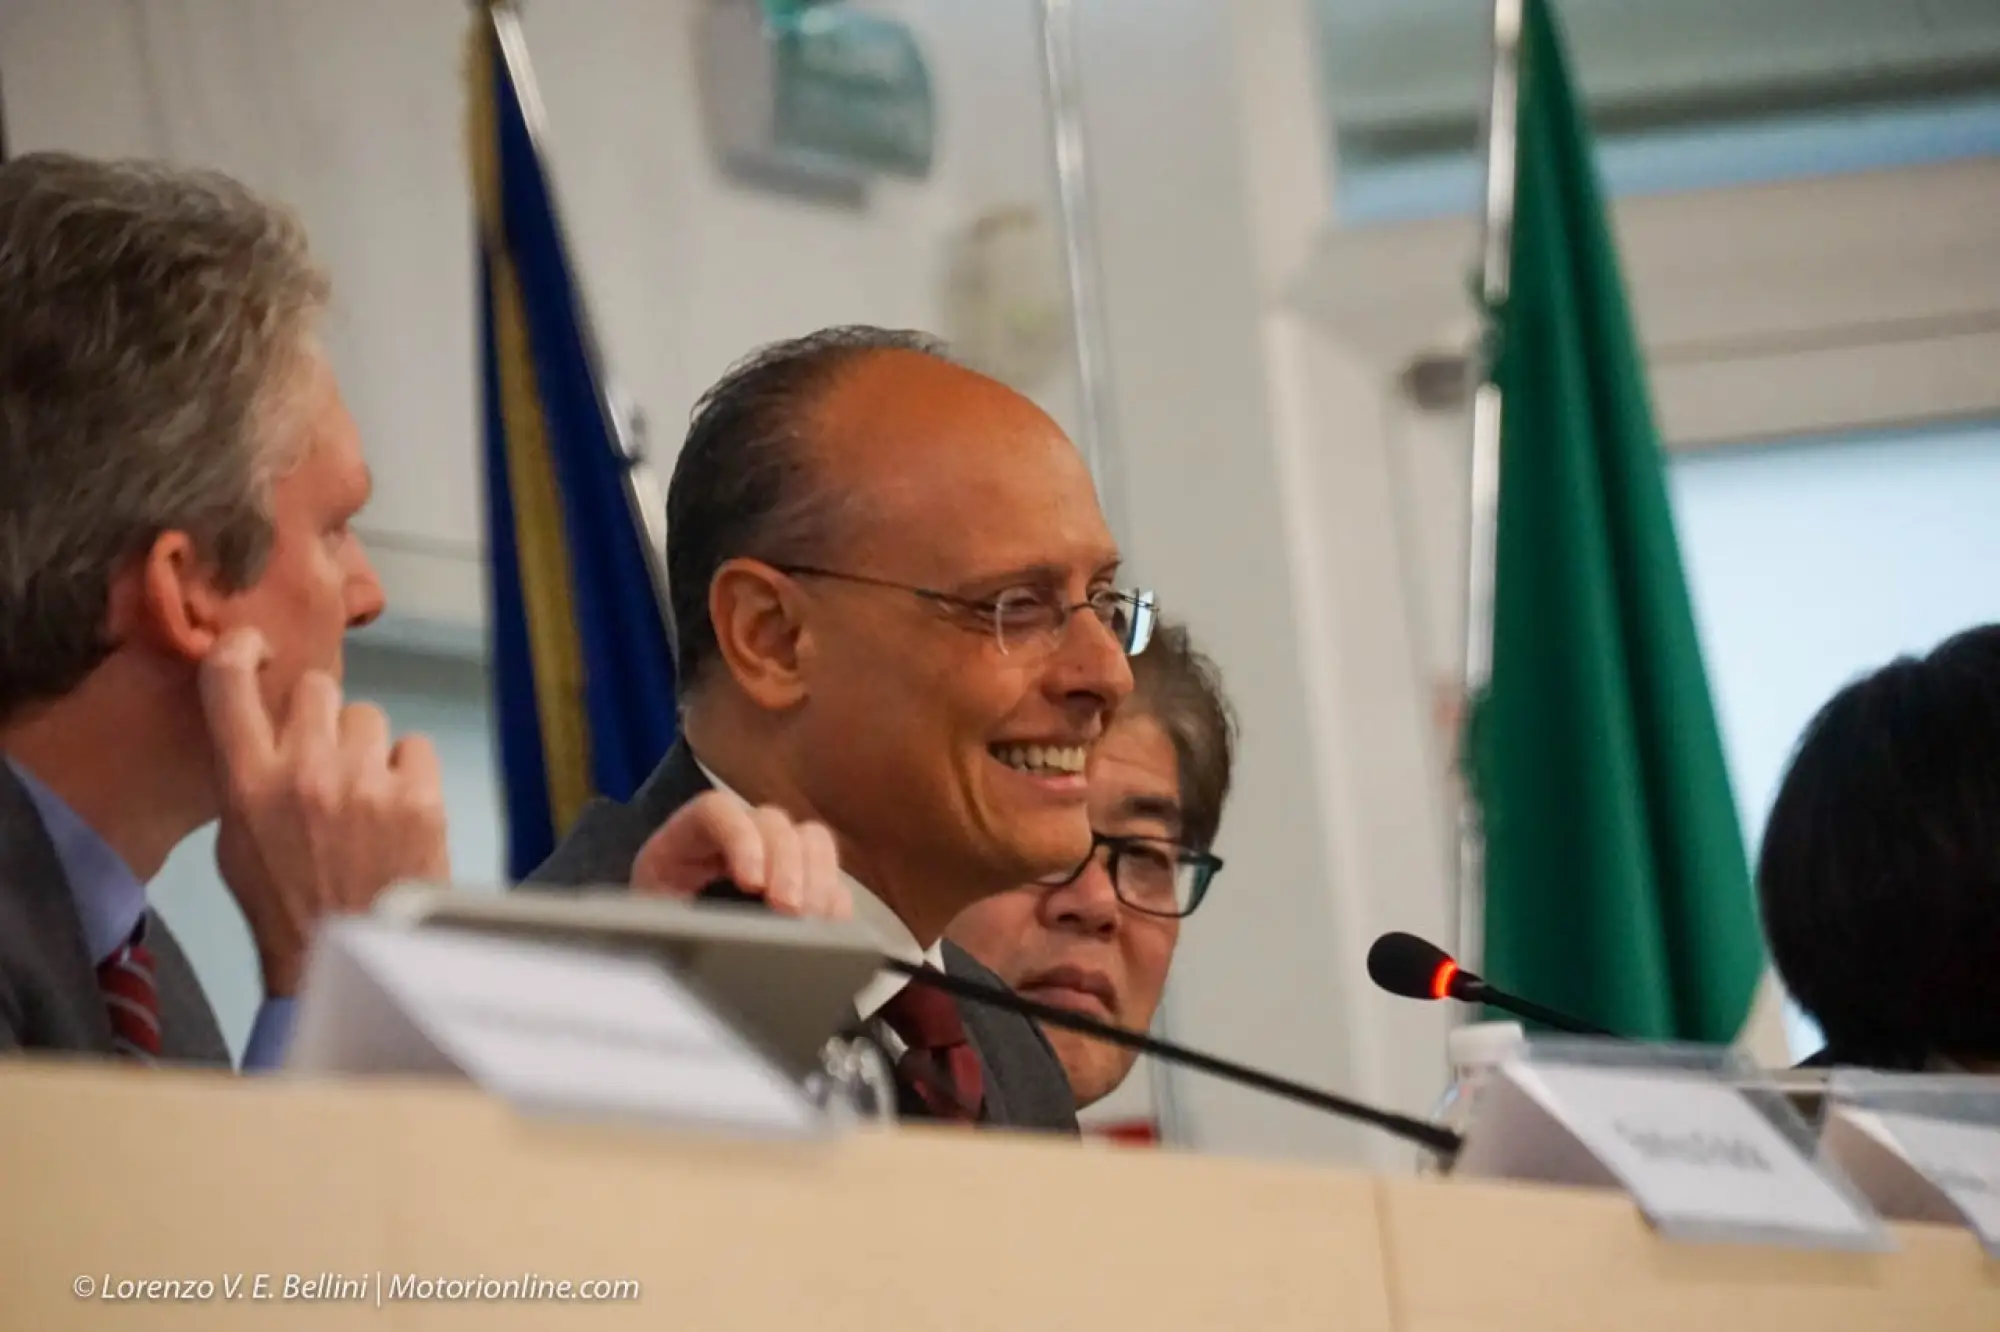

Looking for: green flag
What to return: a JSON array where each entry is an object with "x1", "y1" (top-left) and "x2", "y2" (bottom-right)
[{"x1": 1465, "y1": 0, "x2": 1763, "y2": 1043}]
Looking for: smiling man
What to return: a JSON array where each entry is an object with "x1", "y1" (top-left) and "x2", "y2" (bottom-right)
[
  {"x1": 533, "y1": 327, "x2": 1152, "y2": 1131},
  {"x1": 949, "y1": 619, "x2": 1235, "y2": 1110}
]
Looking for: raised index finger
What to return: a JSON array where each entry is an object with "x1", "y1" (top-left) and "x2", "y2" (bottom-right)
[{"x1": 198, "y1": 628, "x2": 277, "y2": 781}]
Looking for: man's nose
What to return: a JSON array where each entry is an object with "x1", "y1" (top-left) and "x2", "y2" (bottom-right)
[
  {"x1": 1044, "y1": 603, "x2": 1135, "y2": 716},
  {"x1": 1043, "y1": 856, "x2": 1122, "y2": 939},
  {"x1": 346, "y1": 542, "x2": 387, "y2": 629}
]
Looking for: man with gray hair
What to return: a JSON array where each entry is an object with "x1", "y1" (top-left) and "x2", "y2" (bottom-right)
[{"x1": 0, "y1": 154, "x2": 844, "y2": 1066}]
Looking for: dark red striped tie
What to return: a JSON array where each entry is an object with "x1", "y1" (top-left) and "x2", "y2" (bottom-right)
[
  {"x1": 97, "y1": 935, "x2": 161, "y2": 1062},
  {"x1": 880, "y1": 974, "x2": 985, "y2": 1123}
]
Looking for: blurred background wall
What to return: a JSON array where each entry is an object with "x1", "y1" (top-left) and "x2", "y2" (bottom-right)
[{"x1": 3, "y1": 0, "x2": 1997, "y2": 1165}]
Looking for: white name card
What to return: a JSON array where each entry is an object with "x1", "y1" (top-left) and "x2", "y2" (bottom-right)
[
  {"x1": 1457, "y1": 1061, "x2": 1885, "y2": 1249},
  {"x1": 289, "y1": 917, "x2": 823, "y2": 1139},
  {"x1": 1823, "y1": 1106, "x2": 2000, "y2": 1255}
]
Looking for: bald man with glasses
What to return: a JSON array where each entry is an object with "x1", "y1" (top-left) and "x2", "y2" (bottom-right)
[{"x1": 533, "y1": 327, "x2": 1156, "y2": 1133}]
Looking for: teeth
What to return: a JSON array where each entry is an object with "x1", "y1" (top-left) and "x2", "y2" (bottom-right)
[{"x1": 995, "y1": 744, "x2": 1087, "y2": 775}]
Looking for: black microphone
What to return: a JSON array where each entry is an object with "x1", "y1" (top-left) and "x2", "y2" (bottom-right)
[
  {"x1": 881, "y1": 956, "x2": 1462, "y2": 1157},
  {"x1": 1366, "y1": 931, "x2": 1617, "y2": 1038}
]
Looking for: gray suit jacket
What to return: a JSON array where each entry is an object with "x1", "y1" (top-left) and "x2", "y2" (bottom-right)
[
  {"x1": 531, "y1": 743, "x2": 1079, "y2": 1134},
  {"x1": 0, "y1": 763, "x2": 229, "y2": 1064}
]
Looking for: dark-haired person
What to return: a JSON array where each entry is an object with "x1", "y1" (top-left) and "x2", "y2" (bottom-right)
[
  {"x1": 1759, "y1": 624, "x2": 2000, "y2": 1071},
  {"x1": 949, "y1": 619, "x2": 1234, "y2": 1110},
  {"x1": 0, "y1": 154, "x2": 839, "y2": 1065},
  {"x1": 534, "y1": 327, "x2": 1154, "y2": 1132}
]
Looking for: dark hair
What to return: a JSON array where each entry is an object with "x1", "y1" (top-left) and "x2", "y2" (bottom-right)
[
  {"x1": 665, "y1": 325, "x2": 948, "y2": 690},
  {"x1": 1127, "y1": 619, "x2": 1238, "y2": 851},
  {"x1": 1757, "y1": 624, "x2": 2000, "y2": 1067}
]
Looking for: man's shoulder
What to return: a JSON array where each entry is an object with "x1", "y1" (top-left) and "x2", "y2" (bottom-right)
[
  {"x1": 0, "y1": 766, "x2": 228, "y2": 1064},
  {"x1": 0, "y1": 765, "x2": 74, "y2": 1044},
  {"x1": 527, "y1": 743, "x2": 706, "y2": 888}
]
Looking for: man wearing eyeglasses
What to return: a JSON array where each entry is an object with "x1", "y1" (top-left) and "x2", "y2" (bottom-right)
[
  {"x1": 948, "y1": 620, "x2": 1235, "y2": 1111},
  {"x1": 532, "y1": 326, "x2": 1154, "y2": 1132}
]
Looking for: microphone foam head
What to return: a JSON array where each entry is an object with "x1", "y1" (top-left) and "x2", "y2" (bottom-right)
[{"x1": 1367, "y1": 931, "x2": 1457, "y2": 1001}]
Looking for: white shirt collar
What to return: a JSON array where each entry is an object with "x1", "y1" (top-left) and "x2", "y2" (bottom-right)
[{"x1": 689, "y1": 753, "x2": 946, "y2": 1021}]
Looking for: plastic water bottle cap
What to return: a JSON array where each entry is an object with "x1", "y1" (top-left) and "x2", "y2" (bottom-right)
[{"x1": 1447, "y1": 1019, "x2": 1526, "y2": 1074}]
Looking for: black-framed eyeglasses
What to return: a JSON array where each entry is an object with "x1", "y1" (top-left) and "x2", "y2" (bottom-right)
[
  {"x1": 770, "y1": 563, "x2": 1157, "y2": 658},
  {"x1": 1042, "y1": 831, "x2": 1223, "y2": 919}
]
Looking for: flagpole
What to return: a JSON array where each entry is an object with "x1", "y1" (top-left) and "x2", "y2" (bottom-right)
[
  {"x1": 1454, "y1": 0, "x2": 1524, "y2": 978},
  {"x1": 1036, "y1": 0, "x2": 1126, "y2": 546},
  {"x1": 477, "y1": 0, "x2": 677, "y2": 643}
]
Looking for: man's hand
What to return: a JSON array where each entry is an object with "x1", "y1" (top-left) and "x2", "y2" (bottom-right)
[
  {"x1": 201, "y1": 629, "x2": 451, "y2": 997},
  {"x1": 632, "y1": 791, "x2": 849, "y2": 920}
]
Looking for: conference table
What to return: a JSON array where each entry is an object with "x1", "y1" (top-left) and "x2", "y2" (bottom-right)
[{"x1": 2, "y1": 1060, "x2": 1994, "y2": 1330}]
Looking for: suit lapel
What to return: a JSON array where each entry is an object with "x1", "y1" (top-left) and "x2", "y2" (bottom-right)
[
  {"x1": 626, "y1": 741, "x2": 712, "y2": 835},
  {"x1": 942, "y1": 940, "x2": 1013, "y2": 1126},
  {"x1": 529, "y1": 741, "x2": 712, "y2": 888}
]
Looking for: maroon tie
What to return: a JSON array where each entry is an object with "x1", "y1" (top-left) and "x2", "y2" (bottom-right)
[
  {"x1": 879, "y1": 974, "x2": 985, "y2": 1123},
  {"x1": 97, "y1": 935, "x2": 162, "y2": 1062}
]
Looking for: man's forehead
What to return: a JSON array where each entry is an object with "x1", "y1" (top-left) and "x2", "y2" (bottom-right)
[
  {"x1": 1092, "y1": 721, "x2": 1183, "y2": 830},
  {"x1": 811, "y1": 350, "x2": 1115, "y2": 572},
  {"x1": 1097, "y1": 780, "x2": 1181, "y2": 826},
  {"x1": 814, "y1": 347, "x2": 1040, "y2": 433},
  {"x1": 281, "y1": 361, "x2": 370, "y2": 504}
]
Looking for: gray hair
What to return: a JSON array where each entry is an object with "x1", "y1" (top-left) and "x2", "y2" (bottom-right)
[
  {"x1": 0, "y1": 153, "x2": 330, "y2": 719},
  {"x1": 666, "y1": 325, "x2": 951, "y2": 690}
]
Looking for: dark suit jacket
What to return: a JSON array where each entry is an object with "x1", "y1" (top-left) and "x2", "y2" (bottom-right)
[
  {"x1": 530, "y1": 742, "x2": 1080, "y2": 1134},
  {"x1": 0, "y1": 763, "x2": 229, "y2": 1064}
]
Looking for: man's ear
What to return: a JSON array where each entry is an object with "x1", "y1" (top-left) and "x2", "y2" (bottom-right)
[
  {"x1": 112, "y1": 530, "x2": 232, "y2": 663},
  {"x1": 708, "y1": 559, "x2": 812, "y2": 710}
]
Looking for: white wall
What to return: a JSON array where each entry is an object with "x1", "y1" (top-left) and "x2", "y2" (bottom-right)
[{"x1": 0, "y1": 0, "x2": 1030, "y2": 630}]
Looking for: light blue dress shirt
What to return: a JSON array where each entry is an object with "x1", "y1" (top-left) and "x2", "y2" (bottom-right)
[{"x1": 5, "y1": 758, "x2": 292, "y2": 1069}]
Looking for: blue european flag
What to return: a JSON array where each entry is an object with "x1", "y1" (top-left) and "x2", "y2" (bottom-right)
[{"x1": 467, "y1": 7, "x2": 677, "y2": 880}]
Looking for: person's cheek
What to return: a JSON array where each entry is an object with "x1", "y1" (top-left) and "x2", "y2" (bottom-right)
[{"x1": 1127, "y1": 929, "x2": 1174, "y2": 1028}]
